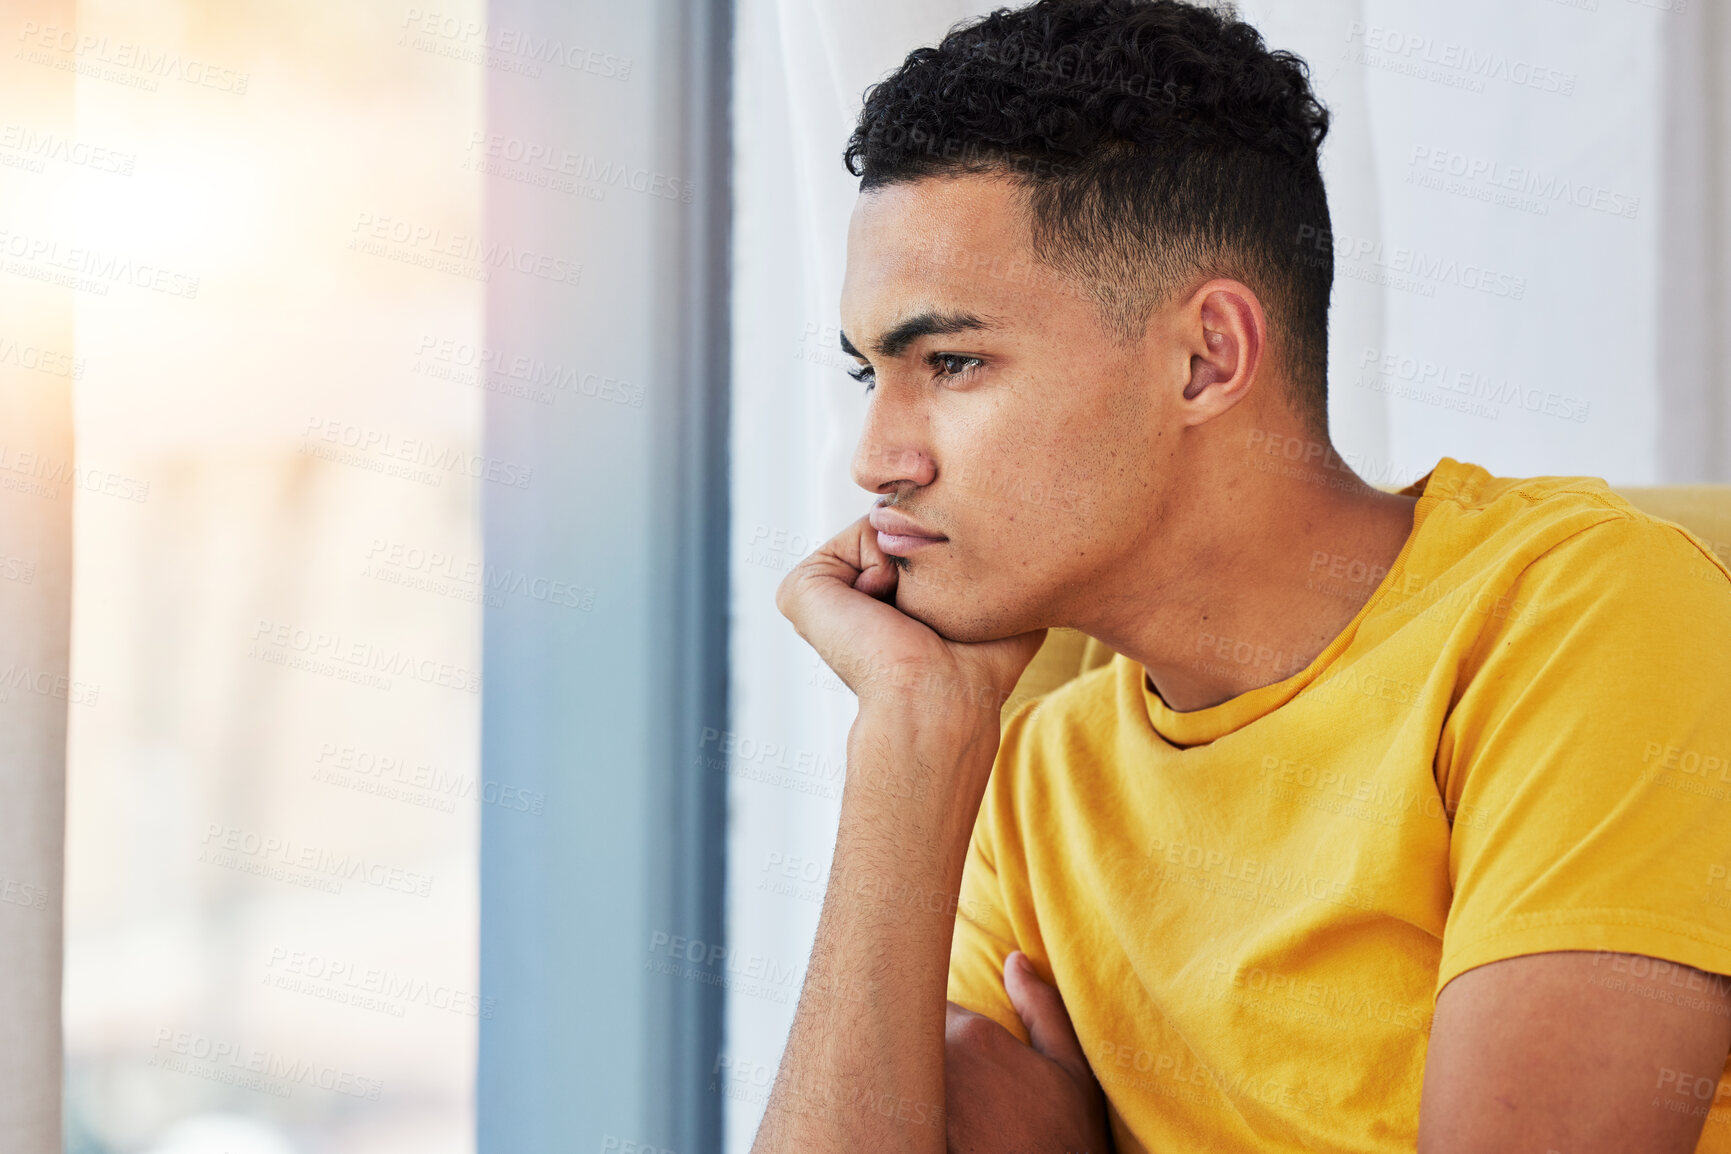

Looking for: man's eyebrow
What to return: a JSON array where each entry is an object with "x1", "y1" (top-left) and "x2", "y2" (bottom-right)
[{"x1": 838, "y1": 309, "x2": 995, "y2": 362}]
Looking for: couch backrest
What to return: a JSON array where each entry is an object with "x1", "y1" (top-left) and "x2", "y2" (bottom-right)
[{"x1": 999, "y1": 485, "x2": 1731, "y2": 727}]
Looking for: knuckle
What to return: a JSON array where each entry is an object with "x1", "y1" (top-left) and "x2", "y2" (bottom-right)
[
  {"x1": 944, "y1": 1010, "x2": 1007, "y2": 1054},
  {"x1": 773, "y1": 571, "x2": 799, "y2": 616}
]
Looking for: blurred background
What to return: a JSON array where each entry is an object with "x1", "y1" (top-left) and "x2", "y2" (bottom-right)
[
  {"x1": 28, "y1": 2, "x2": 486, "y2": 1152},
  {"x1": 0, "y1": 0, "x2": 1725, "y2": 1153}
]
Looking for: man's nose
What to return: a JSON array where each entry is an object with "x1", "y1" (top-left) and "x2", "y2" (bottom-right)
[{"x1": 851, "y1": 408, "x2": 936, "y2": 494}]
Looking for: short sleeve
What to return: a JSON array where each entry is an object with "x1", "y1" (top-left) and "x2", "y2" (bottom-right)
[
  {"x1": 1435, "y1": 512, "x2": 1731, "y2": 997},
  {"x1": 946, "y1": 699, "x2": 1040, "y2": 1045}
]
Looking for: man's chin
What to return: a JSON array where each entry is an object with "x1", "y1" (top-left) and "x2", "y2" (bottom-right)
[{"x1": 894, "y1": 579, "x2": 1024, "y2": 645}]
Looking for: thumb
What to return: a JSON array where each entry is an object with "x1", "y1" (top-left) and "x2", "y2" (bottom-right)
[{"x1": 1004, "y1": 950, "x2": 1091, "y2": 1081}]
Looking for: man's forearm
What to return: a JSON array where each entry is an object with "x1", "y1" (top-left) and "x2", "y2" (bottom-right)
[{"x1": 750, "y1": 704, "x2": 1001, "y2": 1153}]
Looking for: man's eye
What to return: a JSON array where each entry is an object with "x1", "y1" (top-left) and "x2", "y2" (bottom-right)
[
  {"x1": 847, "y1": 363, "x2": 875, "y2": 393},
  {"x1": 929, "y1": 353, "x2": 983, "y2": 379}
]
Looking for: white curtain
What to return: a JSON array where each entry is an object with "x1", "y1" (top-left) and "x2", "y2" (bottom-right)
[
  {"x1": 1656, "y1": 0, "x2": 1731, "y2": 479},
  {"x1": 726, "y1": 1, "x2": 1731, "y2": 1151}
]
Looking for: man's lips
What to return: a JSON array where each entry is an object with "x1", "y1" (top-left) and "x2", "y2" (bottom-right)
[{"x1": 868, "y1": 506, "x2": 947, "y2": 557}]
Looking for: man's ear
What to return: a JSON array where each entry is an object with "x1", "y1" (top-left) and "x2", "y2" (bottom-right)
[{"x1": 1176, "y1": 281, "x2": 1265, "y2": 425}]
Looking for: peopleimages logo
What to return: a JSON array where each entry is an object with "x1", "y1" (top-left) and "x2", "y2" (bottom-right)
[
  {"x1": 200, "y1": 823, "x2": 435, "y2": 897},
  {"x1": 0, "y1": 226, "x2": 200, "y2": 298},
  {"x1": 348, "y1": 211, "x2": 583, "y2": 287},
  {"x1": 313, "y1": 741, "x2": 547, "y2": 815},
  {"x1": 0, "y1": 333, "x2": 84, "y2": 378},
  {"x1": 413, "y1": 335, "x2": 643, "y2": 408},
  {"x1": 0, "y1": 443, "x2": 150, "y2": 503},
  {"x1": 1294, "y1": 225, "x2": 1527, "y2": 301},
  {"x1": 264, "y1": 946, "x2": 495, "y2": 1018},
  {"x1": 397, "y1": 8, "x2": 634, "y2": 81},
  {"x1": 149, "y1": 1028, "x2": 382, "y2": 1100},
  {"x1": 362, "y1": 537, "x2": 594, "y2": 611},
  {"x1": 1357, "y1": 345, "x2": 1591, "y2": 424},
  {"x1": 0, "y1": 123, "x2": 135, "y2": 175},
  {"x1": 15, "y1": 22, "x2": 251, "y2": 93},
  {"x1": 0, "y1": 662, "x2": 100, "y2": 707},
  {"x1": 248, "y1": 617, "x2": 482, "y2": 695},
  {"x1": 301, "y1": 416, "x2": 534, "y2": 489},
  {"x1": 1406, "y1": 145, "x2": 1640, "y2": 220},
  {"x1": 464, "y1": 132, "x2": 695, "y2": 203},
  {"x1": 1343, "y1": 22, "x2": 1577, "y2": 96}
]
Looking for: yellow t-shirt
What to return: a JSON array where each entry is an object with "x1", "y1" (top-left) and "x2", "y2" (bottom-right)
[{"x1": 948, "y1": 455, "x2": 1731, "y2": 1153}]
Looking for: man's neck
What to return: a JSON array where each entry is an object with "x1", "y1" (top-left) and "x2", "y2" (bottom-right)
[{"x1": 1073, "y1": 446, "x2": 1423, "y2": 714}]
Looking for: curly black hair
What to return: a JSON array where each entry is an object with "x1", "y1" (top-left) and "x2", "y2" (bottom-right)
[{"x1": 843, "y1": 0, "x2": 1334, "y2": 436}]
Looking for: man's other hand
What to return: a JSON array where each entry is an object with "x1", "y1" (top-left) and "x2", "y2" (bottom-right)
[{"x1": 945, "y1": 950, "x2": 1115, "y2": 1153}]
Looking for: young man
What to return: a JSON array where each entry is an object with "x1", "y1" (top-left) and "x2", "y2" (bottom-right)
[{"x1": 753, "y1": 2, "x2": 1731, "y2": 1151}]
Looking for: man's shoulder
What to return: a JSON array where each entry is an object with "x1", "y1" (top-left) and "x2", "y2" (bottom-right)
[
  {"x1": 1434, "y1": 474, "x2": 1731, "y2": 717},
  {"x1": 1432, "y1": 459, "x2": 1633, "y2": 539},
  {"x1": 1491, "y1": 483, "x2": 1729, "y2": 595},
  {"x1": 1417, "y1": 459, "x2": 1731, "y2": 596}
]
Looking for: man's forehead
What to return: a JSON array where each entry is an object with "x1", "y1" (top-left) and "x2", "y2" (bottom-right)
[
  {"x1": 846, "y1": 176, "x2": 1029, "y2": 272},
  {"x1": 841, "y1": 177, "x2": 1037, "y2": 338}
]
